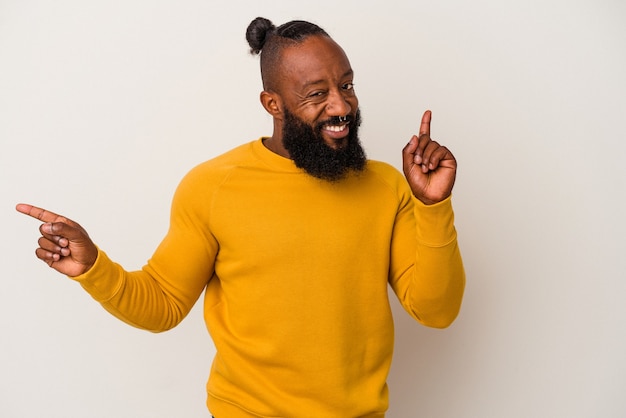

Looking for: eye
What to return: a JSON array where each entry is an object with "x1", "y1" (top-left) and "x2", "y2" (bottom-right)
[
  {"x1": 308, "y1": 90, "x2": 326, "y2": 98},
  {"x1": 342, "y1": 82, "x2": 355, "y2": 91}
]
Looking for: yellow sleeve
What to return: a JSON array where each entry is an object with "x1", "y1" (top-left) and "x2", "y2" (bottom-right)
[
  {"x1": 71, "y1": 165, "x2": 220, "y2": 332},
  {"x1": 389, "y1": 194, "x2": 466, "y2": 328}
]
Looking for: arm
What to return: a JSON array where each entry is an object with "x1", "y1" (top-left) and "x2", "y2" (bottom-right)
[
  {"x1": 16, "y1": 171, "x2": 217, "y2": 331},
  {"x1": 389, "y1": 195, "x2": 465, "y2": 328},
  {"x1": 389, "y1": 110, "x2": 465, "y2": 328}
]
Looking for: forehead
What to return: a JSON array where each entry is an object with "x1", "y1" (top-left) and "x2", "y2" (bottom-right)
[{"x1": 277, "y1": 36, "x2": 353, "y2": 90}]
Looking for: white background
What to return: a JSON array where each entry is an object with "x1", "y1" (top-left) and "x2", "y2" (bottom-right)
[{"x1": 1, "y1": 1, "x2": 625, "y2": 417}]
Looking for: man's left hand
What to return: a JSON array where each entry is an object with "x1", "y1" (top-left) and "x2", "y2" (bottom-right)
[{"x1": 402, "y1": 110, "x2": 457, "y2": 205}]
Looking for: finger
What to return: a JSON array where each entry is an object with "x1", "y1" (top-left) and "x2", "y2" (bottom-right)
[
  {"x1": 402, "y1": 134, "x2": 419, "y2": 165},
  {"x1": 403, "y1": 134, "x2": 419, "y2": 154},
  {"x1": 39, "y1": 221, "x2": 84, "y2": 242},
  {"x1": 38, "y1": 236, "x2": 62, "y2": 252},
  {"x1": 35, "y1": 247, "x2": 62, "y2": 265},
  {"x1": 419, "y1": 110, "x2": 432, "y2": 137},
  {"x1": 16, "y1": 203, "x2": 66, "y2": 223},
  {"x1": 420, "y1": 140, "x2": 442, "y2": 169},
  {"x1": 37, "y1": 236, "x2": 71, "y2": 258},
  {"x1": 413, "y1": 132, "x2": 433, "y2": 165},
  {"x1": 38, "y1": 232, "x2": 70, "y2": 252},
  {"x1": 426, "y1": 146, "x2": 455, "y2": 171}
]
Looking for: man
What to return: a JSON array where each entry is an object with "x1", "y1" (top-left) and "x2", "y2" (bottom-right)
[{"x1": 17, "y1": 17, "x2": 465, "y2": 418}]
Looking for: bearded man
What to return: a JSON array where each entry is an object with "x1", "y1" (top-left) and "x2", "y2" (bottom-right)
[{"x1": 17, "y1": 17, "x2": 465, "y2": 418}]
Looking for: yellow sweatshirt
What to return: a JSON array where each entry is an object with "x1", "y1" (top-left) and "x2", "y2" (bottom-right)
[{"x1": 73, "y1": 138, "x2": 465, "y2": 417}]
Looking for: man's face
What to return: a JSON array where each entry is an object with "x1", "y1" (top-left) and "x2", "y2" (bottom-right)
[{"x1": 275, "y1": 35, "x2": 366, "y2": 180}]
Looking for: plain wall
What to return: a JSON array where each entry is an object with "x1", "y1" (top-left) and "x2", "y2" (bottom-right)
[{"x1": 1, "y1": 1, "x2": 625, "y2": 417}]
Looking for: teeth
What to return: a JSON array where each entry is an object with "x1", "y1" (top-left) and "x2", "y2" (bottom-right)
[{"x1": 324, "y1": 124, "x2": 347, "y2": 132}]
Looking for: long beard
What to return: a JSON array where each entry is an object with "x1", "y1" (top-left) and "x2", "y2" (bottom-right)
[{"x1": 282, "y1": 108, "x2": 367, "y2": 182}]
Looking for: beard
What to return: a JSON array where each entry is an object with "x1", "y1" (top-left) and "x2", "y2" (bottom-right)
[{"x1": 281, "y1": 108, "x2": 367, "y2": 182}]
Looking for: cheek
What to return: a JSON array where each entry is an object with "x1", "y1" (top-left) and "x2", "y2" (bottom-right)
[
  {"x1": 348, "y1": 96, "x2": 359, "y2": 113},
  {"x1": 296, "y1": 106, "x2": 326, "y2": 125}
]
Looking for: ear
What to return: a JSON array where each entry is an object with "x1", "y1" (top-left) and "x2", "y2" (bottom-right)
[{"x1": 260, "y1": 90, "x2": 283, "y2": 119}]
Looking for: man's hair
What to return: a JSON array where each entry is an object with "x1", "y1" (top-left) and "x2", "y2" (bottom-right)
[{"x1": 245, "y1": 17, "x2": 330, "y2": 91}]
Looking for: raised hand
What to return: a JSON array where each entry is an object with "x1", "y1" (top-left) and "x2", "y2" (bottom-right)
[
  {"x1": 16, "y1": 204, "x2": 98, "y2": 277},
  {"x1": 402, "y1": 110, "x2": 457, "y2": 205}
]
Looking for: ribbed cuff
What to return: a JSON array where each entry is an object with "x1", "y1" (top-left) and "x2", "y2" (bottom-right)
[
  {"x1": 70, "y1": 248, "x2": 123, "y2": 302},
  {"x1": 413, "y1": 195, "x2": 457, "y2": 246}
]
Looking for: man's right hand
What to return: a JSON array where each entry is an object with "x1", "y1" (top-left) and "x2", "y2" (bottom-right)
[{"x1": 16, "y1": 204, "x2": 98, "y2": 277}]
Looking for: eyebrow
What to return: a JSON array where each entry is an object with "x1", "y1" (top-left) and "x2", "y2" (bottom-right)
[{"x1": 301, "y1": 69, "x2": 354, "y2": 89}]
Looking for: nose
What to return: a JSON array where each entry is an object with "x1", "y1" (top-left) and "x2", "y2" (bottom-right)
[{"x1": 326, "y1": 89, "x2": 352, "y2": 117}]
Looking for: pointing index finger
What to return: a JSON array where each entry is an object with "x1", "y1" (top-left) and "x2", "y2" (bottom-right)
[
  {"x1": 16, "y1": 203, "x2": 65, "y2": 223},
  {"x1": 420, "y1": 110, "x2": 432, "y2": 137}
]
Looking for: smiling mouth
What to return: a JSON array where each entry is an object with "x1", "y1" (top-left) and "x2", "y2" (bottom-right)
[
  {"x1": 323, "y1": 123, "x2": 349, "y2": 132},
  {"x1": 321, "y1": 123, "x2": 350, "y2": 147}
]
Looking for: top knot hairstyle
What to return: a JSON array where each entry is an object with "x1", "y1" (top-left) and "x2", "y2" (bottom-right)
[{"x1": 245, "y1": 17, "x2": 330, "y2": 91}]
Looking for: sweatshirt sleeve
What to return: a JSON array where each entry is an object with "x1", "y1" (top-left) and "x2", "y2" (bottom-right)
[
  {"x1": 69, "y1": 165, "x2": 219, "y2": 332},
  {"x1": 388, "y1": 194, "x2": 466, "y2": 328}
]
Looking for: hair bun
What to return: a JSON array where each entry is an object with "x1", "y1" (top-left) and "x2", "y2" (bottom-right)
[{"x1": 246, "y1": 17, "x2": 275, "y2": 55}]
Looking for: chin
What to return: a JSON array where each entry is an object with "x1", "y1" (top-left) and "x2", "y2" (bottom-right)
[{"x1": 325, "y1": 138, "x2": 349, "y2": 150}]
